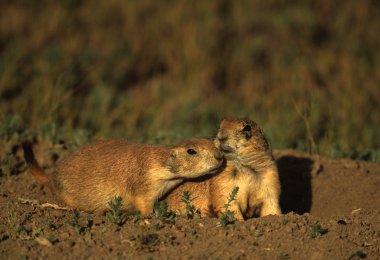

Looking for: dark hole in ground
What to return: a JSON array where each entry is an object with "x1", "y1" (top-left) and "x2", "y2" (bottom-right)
[{"x1": 276, "y1": 156, "x2": 313, "y2": 215}]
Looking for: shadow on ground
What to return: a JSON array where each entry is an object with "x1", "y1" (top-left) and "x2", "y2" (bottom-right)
[{"x1": 276, "y1": 156, "x2": 314, "y2": 215}]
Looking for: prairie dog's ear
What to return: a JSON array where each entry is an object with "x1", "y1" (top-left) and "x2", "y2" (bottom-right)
[
  {"x1": 242, "y1": 122, "x2": 253, "y2": 140},
  {"x1": 165, "y1": 149, "x2": 179, "y2": 173}
]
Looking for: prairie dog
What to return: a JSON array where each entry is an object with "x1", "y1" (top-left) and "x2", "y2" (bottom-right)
[
  {"x1": 22, "y1": 138, "x2": 224, "y2": 214},
  {"x1": 165, "y1": 119, "x2": 281, "y2": 219}
]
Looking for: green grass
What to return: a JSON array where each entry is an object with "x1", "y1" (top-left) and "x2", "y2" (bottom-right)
[
  {"x1": 348, "y1": 251, "x2": 366, "y2": 259},
  {"x1": 68, "y1": 210, "x2": 91, "y2": 236},
  {"x1": 218, "y1": 186, "x2": 239, "y2": 227},
  {"x1": 106, "y1": 196, "x2": 128, "y2": 227},
  {"x1": 0, "y1": 0, "x2": 379, "y2": 161},
  {"x1": 310, "y1": 223, "x2": 328, "y2": 239},
  {"x1": 180, "y1": 191, "x2": 201, "y2": 219},
  {"x1": 278, "y1": 252, "x2": 290, "y2": 260},
  {"x1": 153, "y1": 200, "x2": 175, "y2": 220}
]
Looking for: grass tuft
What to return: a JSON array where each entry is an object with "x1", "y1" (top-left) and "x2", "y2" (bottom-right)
[
  {"x1": 218, "y1": 186, "x2": 239, "y2": 227},
  {"x1": 68, "y1": 210, "x2": 90, "y2": 235},
  {"x1": 310, "y1": 223, "x2": 328, "y2": 239},
  {"x1": 153, "y1": 200, "x2": 175, "y2": 220},
  {"x1": 106, "y1": 196, "x2": 128, "y2": 226},
  {"x1": 278, "y1": 252, "x2": 290, "y2": 259},
  {"x1": 180, "y1": 191, "x2": 201, "y2": 219},
  {"x1": 348, "y1": 251, "x2": 366, "y2": 259},
  {"x1": 0, "y1": 153, "x2": 17, "y2": 177}
]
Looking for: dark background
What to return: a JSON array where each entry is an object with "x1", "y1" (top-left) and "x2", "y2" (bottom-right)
[{"x1": 1, "y1": 0, "x2": 379, "y2": 161}]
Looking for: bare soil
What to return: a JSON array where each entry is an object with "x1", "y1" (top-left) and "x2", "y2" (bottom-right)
[{"x1": 1, "y1": 143, "x2": 380, "y2": 259}]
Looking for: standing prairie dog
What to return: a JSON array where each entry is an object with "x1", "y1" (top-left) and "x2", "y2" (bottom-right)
[
  {"x1": 22, "y1": 138, "x2": 224, "y2": 214},
  {"x1": 165, "y1": 118, "x2": 281, "y2": 220}
]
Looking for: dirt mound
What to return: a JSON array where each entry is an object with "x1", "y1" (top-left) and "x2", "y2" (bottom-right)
[{"x1": 1, "y1": 146, "x2": 379, "y2": 259}]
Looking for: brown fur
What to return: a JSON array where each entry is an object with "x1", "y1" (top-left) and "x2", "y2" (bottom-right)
[
  {"x1": 22, "y1": 142, "x2": 50, "y2": 185},
  {"x1": 165, "y1": 118, "x2": 281, "y2": 219},
  {"x1": 22, "y1": 138, "x2": 224, "y2": 214}
]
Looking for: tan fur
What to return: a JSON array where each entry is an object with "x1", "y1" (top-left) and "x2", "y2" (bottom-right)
[
  {"x1": 165, "y1": 118, "x2": 281, "y2": 219},
  {"x1": 23, "y1": 138, "x2": 224, "y2": 214}
]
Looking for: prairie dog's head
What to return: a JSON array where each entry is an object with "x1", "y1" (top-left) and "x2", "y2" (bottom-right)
[
  {"x1": 165, "y1": 138, "x2": 224, "y2": 179},
  {"x1": 214, "y1": 118, "x2": 270, "y2": 159}
]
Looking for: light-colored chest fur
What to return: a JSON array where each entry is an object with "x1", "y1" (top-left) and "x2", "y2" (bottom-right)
[
  {"x1": 212, "y1": 162, "x2": 260, "y2": 212},
  {"x1": 232, "y1": 163, "x2": 261, "y2": 212}
]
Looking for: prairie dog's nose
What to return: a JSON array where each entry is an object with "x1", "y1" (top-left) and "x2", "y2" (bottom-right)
[{"x1": 217, "y1": 129, "x2": 228, "y2": 141}]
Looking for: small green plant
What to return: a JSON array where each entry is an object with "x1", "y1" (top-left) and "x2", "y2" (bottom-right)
[
  {"x1": 130, "y1": 210, "x2": 142, "y2": 223},
  {"x1": 191, "y1": 229, "x2": 198, "y2": 239},
  {"x1": 46, "y1": 236, "x2": 59, "y2": 245},
  {"x1": 180, "y1": 190, "x2": 201, "y2": 219},
  {"x1": 153, "y1": 200, "x2": 175, "y2": 220},
  {"x1": 218, "y1": 186, "x2": 239, "y2": 227},
  {"x1": 278, "y1": 252, "x2": 290, "y2": 259},
  {"x1": 348, "y1": 251, "x2": 366, "y2": 259},
  {"x1": 31, "y1": 227, "x2": 43, "y2": 238},
  {"x1": 0, "y1": 153, "x2": 17, "y2": 177},
  {"x1": 68, "y1": 210, "x2": 87, "y2": 235},
  {"x1": 106, "y1": 196, "x2": 128, "y2": 226},
  {"x1": 136, "y1": 233, "x2": 159, "y2": 251},
  {"x1": 14, "y1": 225, "x2": 28, "y2": 238},
  {"x1": 254, "y1": 229, "x2": 263, "y2": 237},
  {"x1": 310, "y1": 223, "x2": 328, "y2": 238},
  {"x1": 153, "y1": 222, "x2": 164, "y2": 230},
  {"x1": 5, "y1": 202, "x2": 26, "y2": 239}
]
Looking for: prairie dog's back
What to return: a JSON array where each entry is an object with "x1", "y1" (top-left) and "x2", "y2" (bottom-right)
[
  {"x1": 56, "y1": 141, "x2": 170, "y2": 181},
  {"x1": 53, "y1": 140, "x2": 171, "y2": 211}
]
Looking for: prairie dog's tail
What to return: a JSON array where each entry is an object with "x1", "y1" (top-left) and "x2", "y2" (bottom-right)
[{"x1": 22, "y1": 141, "x2": 50, "y2": 185}]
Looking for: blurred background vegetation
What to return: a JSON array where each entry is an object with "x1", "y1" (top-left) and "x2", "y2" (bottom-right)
[{"x1": 0, "y1": 0, "x2": 379, "y2": 161}]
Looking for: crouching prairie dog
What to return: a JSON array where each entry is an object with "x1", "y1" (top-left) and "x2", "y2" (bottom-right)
[
  {"x1": 22, "y1": 138, "x2": 224, "y2": 214},
  {"x1": 165, "y1": 118, "x2": 281, "y2": 220}
]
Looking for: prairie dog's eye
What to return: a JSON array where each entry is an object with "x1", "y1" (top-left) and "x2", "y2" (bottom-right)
[
  {"x1": 187, "y1": 149, "x2": 197, "y2": 155},
  {"x1": 242, "y1": 125, "x2": 251, "y2": 132}
]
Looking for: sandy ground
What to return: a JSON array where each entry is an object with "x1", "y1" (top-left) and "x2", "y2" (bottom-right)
[{"x1": 1, "y1": 143, "x2": 379, "y2": 259}]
